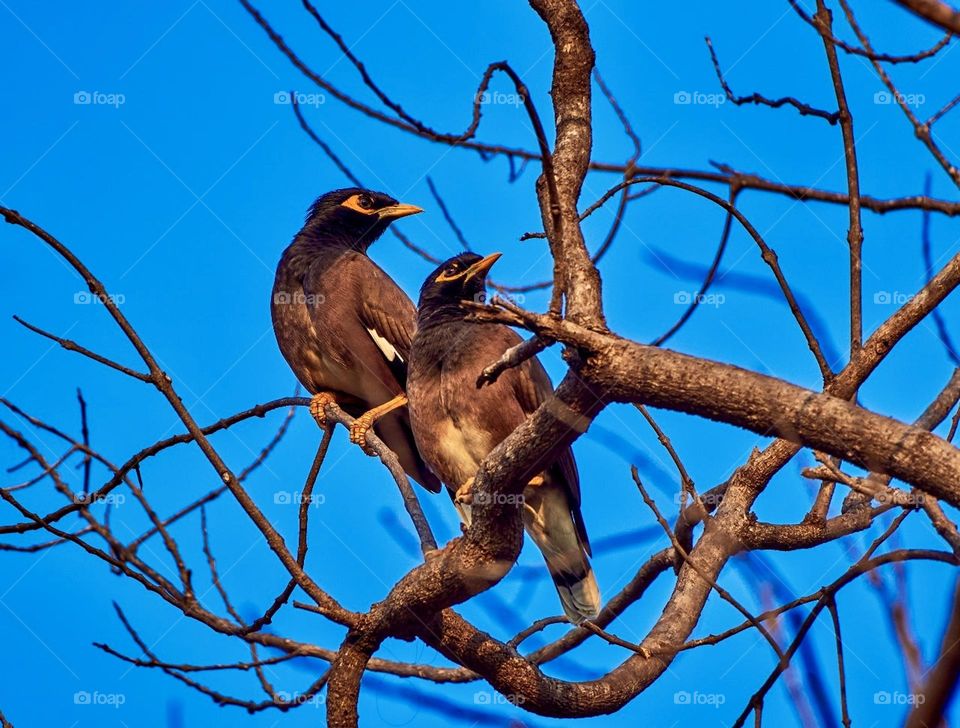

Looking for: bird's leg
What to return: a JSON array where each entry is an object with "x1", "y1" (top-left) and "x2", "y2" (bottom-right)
[
  {"x1": 309, "y1": 392, "x2": 338, "y2": 429},
  {"x1": 348, "y1": 394, "x2": 407, "y2": 454},
  {"x1": 454, "y1": 476, "x2": 475, "y2": 508},
  {"x1": 522, "y1": 476, "x2": 546, "y2": 528}
]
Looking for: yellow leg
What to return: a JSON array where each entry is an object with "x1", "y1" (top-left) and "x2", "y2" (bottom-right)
[
  {"x1": 454, "y1": 476, "x2": 475, "y2": 507},
  {"x1": 309, "y1": 392, "x2": 337, "y2": 429},
  {"x1": 453, "y1": 476, "x2": 476, "y2": 529},
  {"x1": 348, "y1": 394, "x2": 408, "y2": 453}
]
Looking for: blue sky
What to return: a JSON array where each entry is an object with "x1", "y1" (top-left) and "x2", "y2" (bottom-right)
[{"x1": 2, "y1": 1, "x2": 960, "y2": 726}]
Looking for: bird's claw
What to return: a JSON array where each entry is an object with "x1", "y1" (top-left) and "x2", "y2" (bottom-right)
[
  {"x1": 309, "y1": 392, "x2": 337, "y2": 429},
  {"x1": 454, "y1": 478, "x2": 475, "y2": 507},
  {"x1": 348, "y1": 414, "x2": 377, "y2": 455}
]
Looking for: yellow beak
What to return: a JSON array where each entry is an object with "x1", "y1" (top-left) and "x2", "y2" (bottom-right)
[
  {"x1": 464, "y1": 252, "x2": 502, "y2": 282},
  {"x1": 378, "y1": 203, "x2": 423, "y2": 221}
]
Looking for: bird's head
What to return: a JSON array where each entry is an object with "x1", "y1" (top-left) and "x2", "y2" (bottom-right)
[
  {"x1": 302, "y1": 188, "x2": 422, "y2": 249},
  {"x1": 417, "y1": 252, "x2": 502, "y2": 321}
]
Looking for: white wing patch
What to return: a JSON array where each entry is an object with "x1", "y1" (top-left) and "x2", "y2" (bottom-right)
[{"x1": 367, "y1": 327, "x2": 403, "y2": 363}]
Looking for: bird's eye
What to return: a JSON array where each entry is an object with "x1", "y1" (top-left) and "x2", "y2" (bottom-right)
[
  {"x1": 445, "y1": 264, "x2": 459, "y2": 277},
  {"x1": 357, "y1": 194, "x2": 374, "y2": 210}
]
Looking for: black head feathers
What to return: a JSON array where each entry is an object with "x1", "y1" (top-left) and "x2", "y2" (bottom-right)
[
  {"x1": 300, "y1": 188, "x2": 422, "y2": 250},
  {"x1": 417, "y1": 252, "x2": 502, "y2": 324}
]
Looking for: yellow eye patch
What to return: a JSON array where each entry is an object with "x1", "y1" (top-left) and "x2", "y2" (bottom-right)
[
  {"x1": 434, "y1": 267, "x2": 467, "y2": 283},
  {"x1": 433, "y1": 253, "x2": 502, "y2": 284},
  {"x1": 340, "y1": 194, "x2": 378, "y2": 215}
]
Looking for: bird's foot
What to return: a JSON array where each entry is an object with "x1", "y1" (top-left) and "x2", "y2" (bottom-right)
[
  {"x1": 347, "y1": 394, "x2": 407, "y2": 456},
  {"x1": 348, "y1": 413, "x2": 377, "y2": 456},
  {"x1": 423, "y1": 548, "x2": 443, "y2": 562},
  {"x1": 309, "y1": 392, "x2": 337, "y2": 429},
  {"x1": 454, "y1": 477, "x2": 475, "y2": 508}
]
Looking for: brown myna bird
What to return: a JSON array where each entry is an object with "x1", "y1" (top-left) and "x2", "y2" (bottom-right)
[
  {"x1": 406, "y1": 252, "x2": 600, "y2": 622},
  {"x1": 271, "y1": 187, "x2": 441, "y2": 493}
]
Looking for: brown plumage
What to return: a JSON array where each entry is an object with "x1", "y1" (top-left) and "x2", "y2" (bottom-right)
[
  {"x1": 406, "y1": 252, "x2": 600, "y2": 622},
  {"x1": 271, "y1": 188, "x2": 441, "y2": 493}
]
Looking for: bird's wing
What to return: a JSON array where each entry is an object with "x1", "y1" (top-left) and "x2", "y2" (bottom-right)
[
  {"x1": 301, "y1": 255, "x2": 441, "y2": 493},
  {"x1": 511, "y1": 347, "x2": 580, "y2": 493},
  {"x1": 357, "y1": 263, "x2": 416, "y2": 387},
  {"x1": 299, "y1": 252, "x2": 410, "y2": 396},
  {"x1": 508, "y1": 337, "x2": 588, "y2": 552}
]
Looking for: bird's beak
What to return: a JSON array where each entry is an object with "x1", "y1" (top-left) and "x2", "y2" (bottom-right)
[
  {"x1": 378, "y1": 203, "x2": 423, "y2": 221},
  {"x1": 464, "y1": 252, "x2": 502, "y2": 282}
]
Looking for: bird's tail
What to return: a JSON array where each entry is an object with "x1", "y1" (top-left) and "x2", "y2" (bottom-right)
[
  {"x1": 522, "y1": 481, "x2": 600, "y2": 624},
  {"x1": 374, "y1": 409, "x2": 443, "y2": 494}
]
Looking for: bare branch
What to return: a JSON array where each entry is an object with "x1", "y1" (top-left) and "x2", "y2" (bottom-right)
[
  {"x1": 706, "y1": 36, "x2": 840, "y2": 123},
  {"x1": 893, "y1": 0, "x2": 960, "y2": 34}
]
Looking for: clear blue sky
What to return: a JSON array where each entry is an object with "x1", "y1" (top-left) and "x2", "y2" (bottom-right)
[{"x1": 2, "y1": 1, "x2": 959, "y2": 726}]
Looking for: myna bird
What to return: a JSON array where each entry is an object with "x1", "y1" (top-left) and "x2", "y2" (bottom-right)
[
  {"x1": 406, "y1": 252, "x2": 600, "y2": 622},
  {"x1": 271, "y1": 187, "x2": 441, "y2": 493}
]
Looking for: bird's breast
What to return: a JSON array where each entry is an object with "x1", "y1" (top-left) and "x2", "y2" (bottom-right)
[
  {"x1": 408, "y1": 374, "x2": 496, "y2": 490},
  {"x1": 415, "y1": 415, "x2": 488, "y2": 490},
  {"x1": 272, "y1": 285, "x2": 345, "y2": 394}
]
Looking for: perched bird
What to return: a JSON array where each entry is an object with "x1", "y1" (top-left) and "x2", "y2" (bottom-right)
[
  {"x1": 406, "y1": 252, "x2": 600, "y2": 622},
  {"x1": 271, "y1": 187, "x2": 441, "y2": 493}
]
